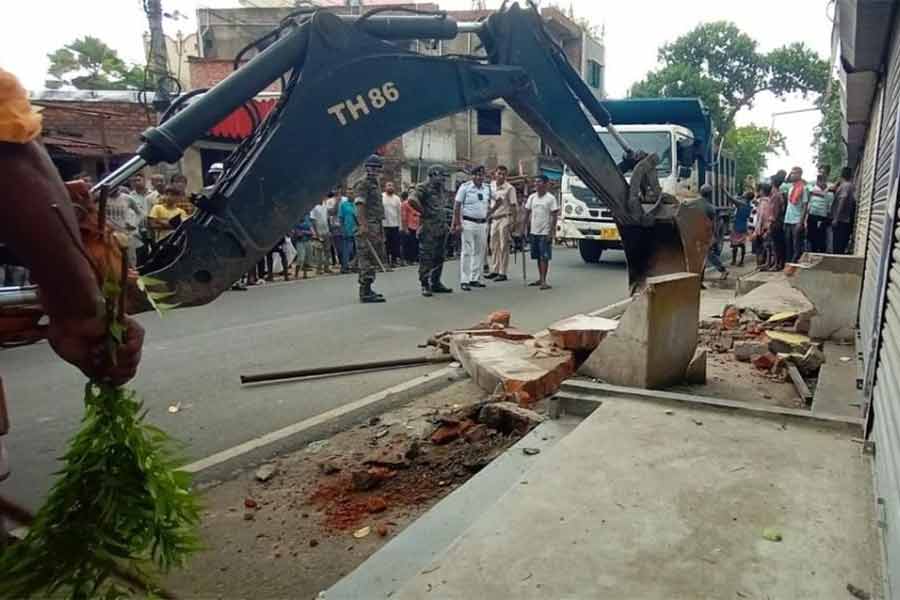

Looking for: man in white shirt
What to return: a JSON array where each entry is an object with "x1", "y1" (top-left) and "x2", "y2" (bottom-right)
[
  {"x1": 382, "y1": 181, "x2": 403, "y2": 268},
  {"x1": 487, "y1": 165, "x2": 517, "y2": 282},
  {"x1": 452, "y1": 166, "x2": 492, "y2": 291},
  {"x1": 524, "y1": 174, "x2": 560, "y2": 290}
]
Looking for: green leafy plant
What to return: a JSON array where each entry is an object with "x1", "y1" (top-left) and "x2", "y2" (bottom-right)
[{"x1": 0, "y1": 273, "x2": 199, "y2": 598}]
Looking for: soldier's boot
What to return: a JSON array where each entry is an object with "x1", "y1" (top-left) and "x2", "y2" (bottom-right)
[
  {"x1": 431, "y1": 265, "x2": 452, "y2": 293},
  {"x1": 421, "y1": 280, "x2": 433, "y2": 297},
  {"x1": 359, "y1": 283, "x2": 386, "y2": 303}
]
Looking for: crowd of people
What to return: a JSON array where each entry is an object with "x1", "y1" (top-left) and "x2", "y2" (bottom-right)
[
  {"x1": 280, "y1": 161, "x2": 560, "y2": 302},
  {"x1": 703, "y1": 164, "x2": 856, "y2": 281}
]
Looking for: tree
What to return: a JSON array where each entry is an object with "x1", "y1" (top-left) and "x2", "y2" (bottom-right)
[
  {"x1": 812, "y1": 83, "x2": 845, "y2": 174},
  {"x1": 724, "y1": 124, "x2": 787, "y2": 189},
  {"x1": 630, "y1": 22, "x2": 829, "y2": 136},
  {"x1": 47, "y1": 36, "x2": 145, "y2": 90}
]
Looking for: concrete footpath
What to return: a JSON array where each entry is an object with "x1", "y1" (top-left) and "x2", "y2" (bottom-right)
[{"x1": 376, "y1": 396, "x2": 880, "y2": 599}]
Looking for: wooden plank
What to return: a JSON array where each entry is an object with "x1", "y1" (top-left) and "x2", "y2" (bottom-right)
[{"x1": 786, "y1": 364, "x2": 813, "y2": 404}]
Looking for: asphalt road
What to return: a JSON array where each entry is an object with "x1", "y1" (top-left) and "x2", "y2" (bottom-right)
[{"x1": 2, "y1": 247, "x2": 628, "y2": 508}]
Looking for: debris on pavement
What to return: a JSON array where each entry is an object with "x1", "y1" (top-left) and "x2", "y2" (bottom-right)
[
  {"x1": 255, "y1": 463, "x2": 277, "y2": 482},
  {"x1": 353, "y1": 526, "x2": 371, "y2": 539},
  {"x1": 691, "y1": 300, "x2": 827, "y2": 409},
  {"x1": 847, "y1": 583, "x2": 872, "y2": 600},
  {"x1": 522, "y1": 447, "x2": 541, "y2": 456},
  {"x1": 762, "y1": 528, "x2": 783, "y2": 542},
  {"x1": 306, "y1": 439, "x2": 329, "y2": 453}
]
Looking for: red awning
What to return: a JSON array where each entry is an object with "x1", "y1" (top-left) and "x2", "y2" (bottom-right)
[{"x1": 209, "y1": 98, "x2": 278, "y2": 140}]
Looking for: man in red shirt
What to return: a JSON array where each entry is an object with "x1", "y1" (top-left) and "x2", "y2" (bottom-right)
[{"x1": 401, "y1": 190, "x2": 421, "y2": 263}]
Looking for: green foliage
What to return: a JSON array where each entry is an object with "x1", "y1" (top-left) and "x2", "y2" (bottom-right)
[
  {"x1": 47, "y1": 36, "x2": 146, "y2": 90},
  {"x1": 630, "y1": 21, "x2": 829, "y2": 135},
  {"x1": 813, "y1": 83, "x2": 845, "y2": 174},
  {"x1": 725, "y1": 125, "x2": 787, "y2": 189},
  {"x1": 0, "y1": 384, "x2": 200, "y2": 599}
]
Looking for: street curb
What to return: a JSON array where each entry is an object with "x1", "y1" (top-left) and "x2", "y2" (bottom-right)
[{"x1": 184, "y1": 365, "x2": 467, "y2": 483}]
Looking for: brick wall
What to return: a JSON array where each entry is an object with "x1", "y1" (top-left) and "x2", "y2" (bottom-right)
[
  {"x1": 189, "y1": 58, "x2": 282, "y2": 92},
  {"x1": 38, "y1": 101, "x2": 152, "y2": 156}
]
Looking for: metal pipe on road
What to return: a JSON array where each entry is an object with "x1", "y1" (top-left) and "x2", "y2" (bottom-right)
[{"x1": 240, "y1": 354, "x2": 454, "y2": 385}]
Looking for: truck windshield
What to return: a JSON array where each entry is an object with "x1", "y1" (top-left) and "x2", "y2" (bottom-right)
[
  {"x1": 598, "y1": 131, "x2": 672, "y2": 178},
  {"x1": 565, "y1": 131, "x2": 674, "y2": 209}
]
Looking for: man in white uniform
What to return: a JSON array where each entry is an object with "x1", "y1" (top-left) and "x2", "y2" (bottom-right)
[{"x1": 452, "y1": 166, "x2": 492, "y2": 291}]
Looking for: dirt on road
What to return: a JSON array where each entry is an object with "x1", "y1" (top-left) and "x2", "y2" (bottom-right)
[{"x1": 164, "y1": 380, "x2": 533, "y2": 599}]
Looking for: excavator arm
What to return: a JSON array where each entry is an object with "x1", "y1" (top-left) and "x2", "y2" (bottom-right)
[{"x1": 98, "y1": 2, "x2": 708, "y2": 309}]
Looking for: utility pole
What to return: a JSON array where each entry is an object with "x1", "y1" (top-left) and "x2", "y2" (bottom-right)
[{"x1": 144, "y1": 0, "x2": 172, "y2": 111}]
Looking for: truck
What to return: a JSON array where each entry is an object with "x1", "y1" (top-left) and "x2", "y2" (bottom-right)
[{"x1": 558, "y1": 98, "x2": 735, "y2": 264}]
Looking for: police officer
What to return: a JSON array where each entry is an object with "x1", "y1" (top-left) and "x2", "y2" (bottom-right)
[
  {"x1": 410, "y1": 165, "x2": 453, "y2": 297},
  {"x1": 354, "y1": 155, "x2": 389, "y2": 303}
]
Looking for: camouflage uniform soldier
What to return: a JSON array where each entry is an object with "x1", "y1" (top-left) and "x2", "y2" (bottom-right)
[
  {"x1": 354, "y1": 155, "x2": 388, "y2": 303},
  {"x1": 410, "y1": 165, "x2": 453, "y2": 297}
]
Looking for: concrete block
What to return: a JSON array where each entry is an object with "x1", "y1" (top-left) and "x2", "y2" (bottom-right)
[
  {"x1": 450, "y1": 336, "x2": 575, "y2": 402},
  {"x1": 734, "y1": 280, "x2": 815, "y2": 320},
  {"x1": 787, "y1": 253, "x2": 863, "y2": 342},
  {"x1": 579, "y1": 272, "x2": 700, "y2": 389},
  {"x1": 547, "y1": 314, "x2": 619, "y2": 351},
  {"x1": 736, "y1": 270, "x2": 788, "y2": 296}
]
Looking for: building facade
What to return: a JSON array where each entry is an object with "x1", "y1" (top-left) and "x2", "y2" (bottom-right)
[
  {"x1": 184, "y1": 2, "x2": 605, "y2": 188},
  {"x1": 839, "y1": 1, "x2": 900, "y2": 597}
]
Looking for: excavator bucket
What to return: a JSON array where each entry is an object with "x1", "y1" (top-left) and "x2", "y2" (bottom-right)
[{"x1": 619, "y1": 203, "x2": 712, "y2": 292}]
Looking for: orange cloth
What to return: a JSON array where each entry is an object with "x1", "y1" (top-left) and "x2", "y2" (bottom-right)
[{"x1": 0, "y1": 69, "x2": 42, "y2": 143}]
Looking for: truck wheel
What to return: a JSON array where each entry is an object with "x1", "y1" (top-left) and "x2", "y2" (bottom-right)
[{"x1": 578, "y1": 240, "x2": 603, "y2": 263}]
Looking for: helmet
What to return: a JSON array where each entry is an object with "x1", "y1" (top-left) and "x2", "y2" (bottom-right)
[
  {"x1": 700, "y1": 184, "x2": 713, "y2": 197},
  {"x1": 364, "y1": 154, "x2": 384, "y2": 172},
  {"x1": 208, "y1": 162, "x2": 224, "y2": 174},
  {"x1": 427, "y1": 165, "x2": 448, "y2": 179}
]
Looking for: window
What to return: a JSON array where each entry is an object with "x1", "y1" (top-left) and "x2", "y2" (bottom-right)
[
  {"x1": 587, "y1": 59, "x2": 603, "y2": 91},
  {"x1": 477, "y1": 108, "x2": 502, "y2": 136},
  {"x1": 597, "y1": 131, "x2": 673, "y2": 178}
]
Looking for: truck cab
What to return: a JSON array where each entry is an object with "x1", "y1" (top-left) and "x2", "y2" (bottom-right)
[
  {"x1": 557, "y1": 98, "x2": 731, "y2": 264},
  {"x1": 559, "y1": 123, "x2": 701, "y2": 263}
]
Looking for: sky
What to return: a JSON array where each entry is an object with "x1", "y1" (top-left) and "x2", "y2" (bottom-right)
[{"x1": 1, "y1": 0, "x2": 837, "y2": 175}]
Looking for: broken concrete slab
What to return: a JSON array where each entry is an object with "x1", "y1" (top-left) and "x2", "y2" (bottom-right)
[
  {"x1": 767, "y1": 330, "x2": 813, "y2": 355},
  {"x1": 736, "y1": 270, "x2": 788, "y2": 295},
  {"x1": 579, "y1": 272, "x2": 700, "y2": 389},
  {"x1": 685, "y1": 349, "x2": 707, "y2": 384},
  {"x1": 547, "y1": 314, "x2": 619, "y2": 351},
  {"x1": 734, "y1": 279, "x2": 815, "y2": 321},
  {"x1": 477, "y1": 402, "x2": 545, "y2": 435},
  {"x1": 450, "y1": 336, "x2": 575, "y2": 403},
  {"x1": 788, "y1": 253, "x2": 863, "y2": 342}
]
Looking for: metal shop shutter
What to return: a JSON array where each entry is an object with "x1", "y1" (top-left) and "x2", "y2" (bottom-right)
[
  {"x1": 874, "y1": 232, "x2": 900, "y2": 599},
  {"x1": 870, "y1": 12, "x2": 900, "y2": 600},
  {"x1": 862, "y1": 18, "x2": 900, "y2": 376},
  {"x1": 856, "y1": 88, "x2": 883, "y2": 260}
]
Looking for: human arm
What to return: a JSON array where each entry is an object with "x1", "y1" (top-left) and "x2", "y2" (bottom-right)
[
  {"x1": 508, "y1": 188, "x2": 518, "y2": 235},
  {"x1": 550, "y1": 196, "x2": 560, "y2": 242},
  {"x1": 452, "y1": 184, "x2": 465, "y2": 233},
  {"x1": 356, "y1": 201, "x2": 368, "y2": 234},
  {"x1": 0, "y1": 140, "x2": 143, "y2": 384}
]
